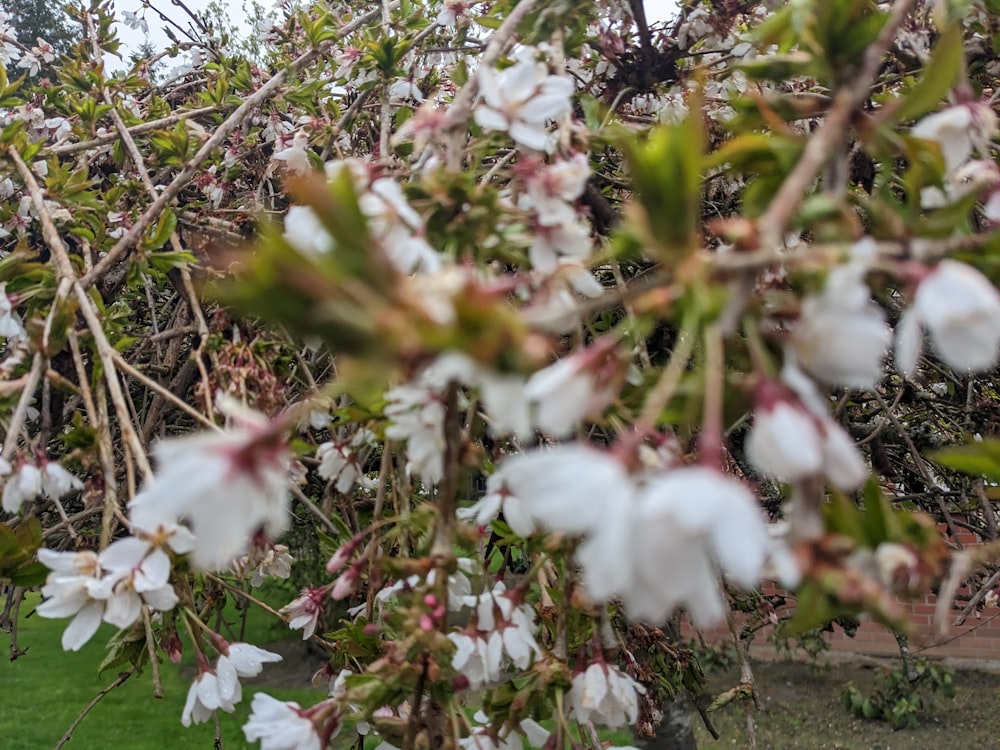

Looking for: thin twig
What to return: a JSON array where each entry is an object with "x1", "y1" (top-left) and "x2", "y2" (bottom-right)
[
  {"x1": 79, "y1": 7, "x2": 385, "y2": 290},
  {"x1": 54, "y1": 669, "x2": 135, "y2": 750}
]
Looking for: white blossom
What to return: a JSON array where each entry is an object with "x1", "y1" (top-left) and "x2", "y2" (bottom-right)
[
  {"x1": 460, "y1": 584, "x2": 542, "y2": 669},
  {"x1": 94, "y1": 537, "x2": 179, "y2": 628},
  {"x1": 40, "y1": 460, "x2": 84, "y2": 499},
  {"x1": 128, "y1": 407, "x2": 291, "y2": 571},
  {"x1": 216, "y1": 642, "x2": 282, "y2": 703},
  {"x1": 747, "y1": 380, "x2": 867, "y2": 491},
  {"x1": 35, "y1": 549, "x2": 105, "y2": 651},
  {"x1": 789, "y1": 264, "x2": 891, "y2": 390},
  {"x1": 244, "y1": 543, "x2": 294, "y2": 587},
  {"x1": 459, "y1": 472, "x2": 536, "y2": 537},
  {"x1": 896, "y1": 259, "x2": 1000, "y2": 375},
  {"x1": 474, "y1": 50, "x2": 574, "y2": 152},
  {"x1": 449, "y1": 631, "x2": 504, "y2": 688},
  {"x1": 523, "y1": 338, "x2": 624, "y2": 437},
  {"x1": 912, "y1": 102, "x2": 997, "y2": 174},
  {"x1": 272, "y1": 130, "x2": 312, "y2": 174},
  {"x1": 284, "y1": 205, "x2": 334, "y2": 256},
  {"x1": 281, "y1": 587, "x2": 326, "y2": 640},
  {"x1": 623, "y1": 467, "x2": 768, "y2": 625},
  {"x1": 122, "y1": 10, "x2": 149, "y2": 34},
  {"x1": 243, "y1": 694, "x2": 322, "y2": 750},
  {"x1": 0, "y1": 283, "x2": 26, "y2": 340},
  {"x1": 182, "y1": 670, "x2": 241, "y2": 727},
  {"x1": 316, "y1": 440, "x2": 362, "y2": 493},
  {"x1": 497, "y1": 445, "x2": 636, "y2": 601},
  {"x1": 567, "y1": 662, "x2": 645, "y2": 728},
  {"x1": 2, "y1": 463, "x2": 42, "y2": 514},
  {"x1": 384, "y1": 383, "x2": 446, "y2": 483},
  {"x1": 436, "y1": 0, "x2": 471, "y2": 27},
  {"x1": 526, "y1": 216, "x2": 593, "y2": 274}
]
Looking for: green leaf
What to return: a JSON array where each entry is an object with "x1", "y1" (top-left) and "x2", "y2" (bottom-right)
[
  {"x1": 862, "y1": 698, "x2": 878, "y2": 719},
  {"x1": 893, "y1": 25, "x2": 964, "y2": 123},
  {"x1": 858, "y1": 480, "x2": 902, "y2": 546},
  {"x1": 145, "y1": 209, "x2": 177, "y2": 251},
  {"x1": 0, "y1": 523, "x2": 19, "y2": 558},
  {"x1": 9, "y1": 561, "x2": 49, "y2": 587},
  {"x1": 618, "y1": 116, "x2": 704, "y2": 259},
  {"x1": 99, "y1": 627, "x2": 147, "y2": 677},
  {"x1": 930, "y1": 439, "x2": 1000, "y2": 481}
]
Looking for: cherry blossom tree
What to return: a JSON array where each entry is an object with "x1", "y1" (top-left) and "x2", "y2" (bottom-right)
[{"x1": 3, "y1": 1, "x2": 1000, "y2": 749}]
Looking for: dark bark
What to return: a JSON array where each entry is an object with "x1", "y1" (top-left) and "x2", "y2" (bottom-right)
[{"x1": 636, "y1": 696, "x2": 699, "y2": 750}]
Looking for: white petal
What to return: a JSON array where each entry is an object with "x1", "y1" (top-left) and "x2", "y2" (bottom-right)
[
  {"x1": 894, "y1": 311, "x2": 922, "y2": 378},
  {"x1": 62, "y1": 601, "x2": 104, "y2": 651}
]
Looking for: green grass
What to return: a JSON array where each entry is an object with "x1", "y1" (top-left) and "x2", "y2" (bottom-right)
[{"x1": 4, "y1": 592, "x2": 323, "y2": 750}]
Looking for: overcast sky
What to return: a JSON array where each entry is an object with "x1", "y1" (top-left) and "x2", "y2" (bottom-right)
[{"x1": 113, "y1": 0, "x2": 680, "y2": 67}]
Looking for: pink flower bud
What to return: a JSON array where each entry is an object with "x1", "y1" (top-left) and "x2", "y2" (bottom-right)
[{"x1": 325, "y1": 537, "x2": 360, "y2": 574}]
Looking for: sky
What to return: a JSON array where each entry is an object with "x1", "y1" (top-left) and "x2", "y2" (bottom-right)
[{"x1": 112, "y1": 0, "x2": 680, "y2": 66}]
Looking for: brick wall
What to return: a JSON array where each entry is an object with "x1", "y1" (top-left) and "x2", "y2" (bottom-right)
[{"x1": 691, "y1": 527, "x2": 1000, "y2": 661}]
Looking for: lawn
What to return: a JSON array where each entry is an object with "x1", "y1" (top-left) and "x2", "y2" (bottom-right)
[{"x1": 4, "y1": 590, "x2": 325, "y2": 750}]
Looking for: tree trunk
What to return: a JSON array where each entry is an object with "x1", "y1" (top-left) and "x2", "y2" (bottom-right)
[{"x1": 635, "y1": 696, "x2": 698, "y2": 750}]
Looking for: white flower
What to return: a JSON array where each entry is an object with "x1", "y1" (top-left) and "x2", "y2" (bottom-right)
[
  {"x1": 360, "y1": 178, "x2": 442, "y2": 275},
  {"x1": 567, "y1": 662, "x2": 646, "y2": 728},
  {"x1": 316, "y1": 441, "x2": 361, "y2": 493},
  {"x1": 527, "y1": 153, "x2": 591, "y2": 207},
  {"x1": 747, "y1": 379, "x2": 867, "y2": 491},
  {"x1": 284, "y1": 205, "x2": 333, "y2": 256},
  {"x1": 524, "y1": 338, "x2": 624, "y2": 437},
  {"x1": 272, "y1": 130, "x2": 312, "y2": 174},
  {"x1": 461, "y1": 585, "x2": 542, "y2": 669},
  {"x1": 17, "y1": 52, "x2": 41, "y2": 77},
  {"x1": 385, "y1": 383, "x2": 446, "y2": 483},
  {"x1": 182, "y1": 670, "x2": 241, "y2": 727},
  {"x1": 40, "y1": 460, "x2": 83, "y2": 498},
  {"x1": 2, "y1": 463, "x2": 42, "y2": 514},
  {"x1": 243, "y1": 693, "x2": 322, "y2": 750},
  {"x1": 623, "y1": 467, "x2": 768, "y2": 626},
  {"x1": 459, "y1": 472, "x2": 536, "y2": 537},
  {"x1": 789, "y1": 264, "x2": 891, "y2": 390},
  {"x1": 35, "y1": 549, "x2": 105, "y2": 651},
  {"x1": 216, "y1": 642, "x2": 282, "y2": 703},
  {"x1": 496, "y1": 445, "x2": 635, "y2": 601},
  {"x1": 526, "y1": 216, "x2": 593, "y2": 273},
  {"x1": 896, "y1": 259, "x2": 1000, "y2": 375},
  {"x1": 245, "y1": 543, "x2": 294, "y2": 587},
  {"x1": 436, "y1": 0, "x2": 471, "y2": 27},
  {"x1": 0, "y1": 283, "x2": 26, "y2": 340},
  {"x1": 221, "y1": 642, "x2": 283, "y2": 678},
  {"x1": 912, "y1": 102, "x2": 997, "y2": 174},
  {"x1": 474, "y1": 50, "x2": 574, "y2": 152},
  {"x1": 128, "y1": 410, "x2": 291, "y2": 571},
  {"x1": 449, "y1": 631, "x2": 503, "y2": 688},
  {"x1": 122, "y1": 10, "x2": 149, "y2": 34},
  {"x1": 38, "y1": 536, "x2": 180, "y2": 653},
  {"x1": 95, "y1": 537, "x2": 179, "y2": 628},
  {"x1": 280, "y1": 587, "x2": 325, "y2": 639},
  {"x1": 388, "y1": 79, "x2": 424, "y2": 103},
  {"x1": 746, "y1": 393, "x2": 823, "y2": 482}
]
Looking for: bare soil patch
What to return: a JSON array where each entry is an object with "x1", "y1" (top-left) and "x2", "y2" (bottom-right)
[{"x1": 695, "y1": 660, "x2": 1000, "y2": 749}]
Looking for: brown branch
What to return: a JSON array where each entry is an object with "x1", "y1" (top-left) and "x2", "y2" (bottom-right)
[
  {"x1": 54, "y1": 669, "x2": 135, "y2": 750},
  {"x1": 756, "y1": 0, "x2": 917, "y2": 248},
  {"x1": 78, "y1": 7, "x2": 384, "y2": 290}
]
